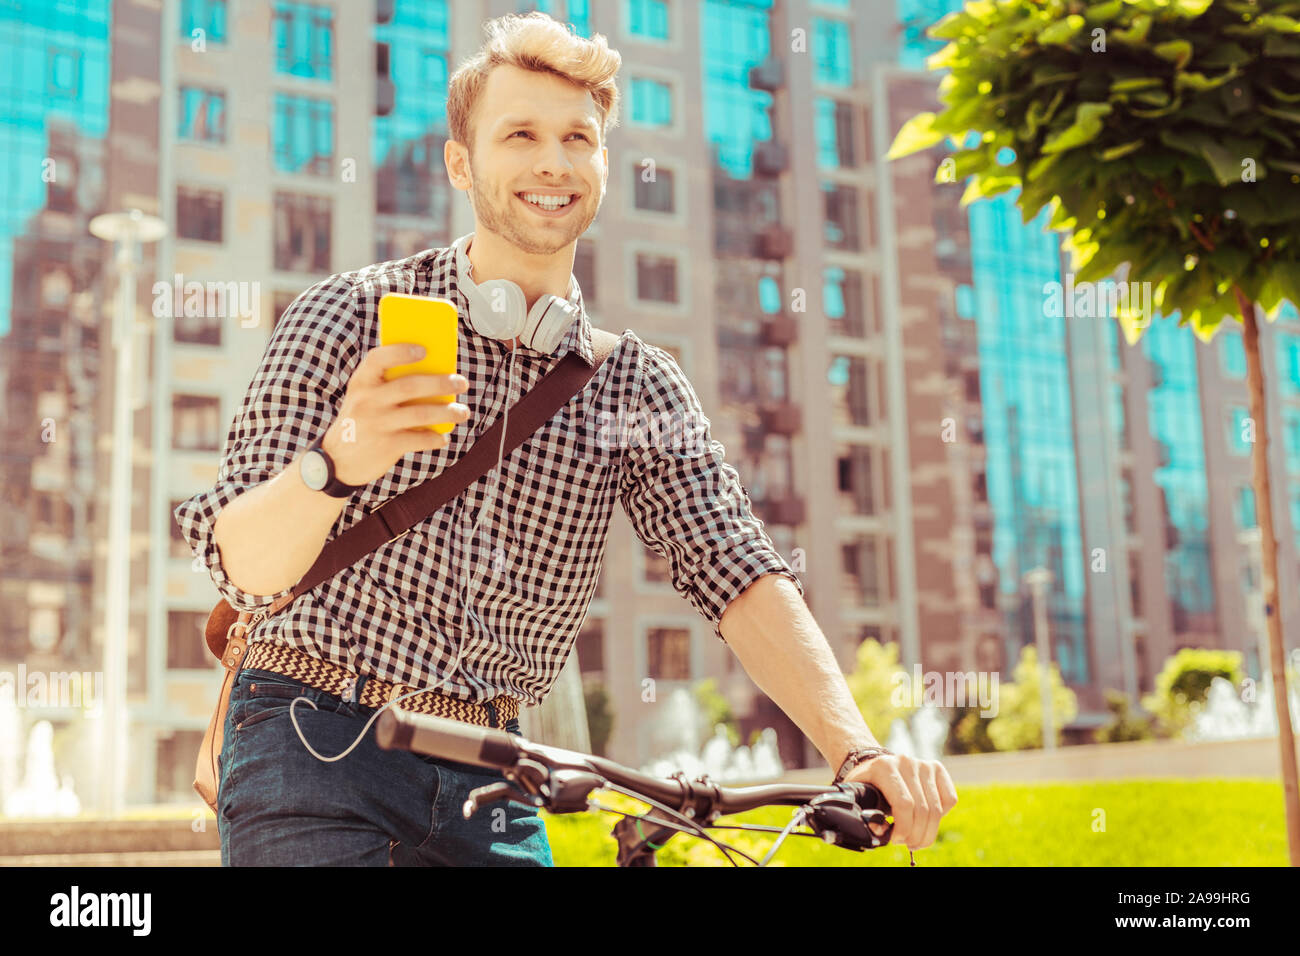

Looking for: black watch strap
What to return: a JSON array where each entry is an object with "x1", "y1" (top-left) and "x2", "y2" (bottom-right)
[
  {"x1": 307, "y1": 440, "x2": 363, "y2": 498},
  {"x1": 834, "y1": 746, "x2": 894, "y2": 784}
]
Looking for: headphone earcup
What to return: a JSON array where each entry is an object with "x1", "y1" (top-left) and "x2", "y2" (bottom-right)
[
  {"x1": 451, "y1": 232, "x2": 578, "y2": 352},
  {"x1": 468, "y1": 279, "x2": 526, "y2": 340},
  {"x1": 524, "y1": 295, "x2": 579, "y2": 354}
]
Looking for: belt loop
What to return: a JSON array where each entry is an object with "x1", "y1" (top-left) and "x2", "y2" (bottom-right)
[
  {"x1": 484, "y1": 700, "x2": 499, "y2": 729},
  {"x1": 348, "y1": 673, "x2": 367, "y2": 707}
]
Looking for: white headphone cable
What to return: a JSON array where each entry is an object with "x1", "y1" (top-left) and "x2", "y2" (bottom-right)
[
  {"x1": 463, "y1": 338, "x2": 520, "y2": 641},
  {"x1": 289, "y1": 338, "x2": 519, "y2": 762}
]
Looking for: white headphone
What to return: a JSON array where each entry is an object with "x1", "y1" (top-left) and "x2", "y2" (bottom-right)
[{"x1": 451, "y1": 232, "x2": 581, "y2": 354}]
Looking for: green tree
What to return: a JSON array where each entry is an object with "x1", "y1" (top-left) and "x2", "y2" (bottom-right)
[
  {"x1": 1094, "y1": 689, "x2": 1157, "y2": 743},
  {"x1": 888, "y1": 0, "x2": 1300, "y2": 864},
  {"x1": 987, "y1": 644, "x2": 1079, "y2": 750},
  {"x1": 844, "y1": 637, "x2": 918, "y2": 744},
  {"x1": 583, "y1": 680, "x2": 613, "y2": 757},
  {"x1": 1142, "y1": 647, "x2": 1245, "y2": 738},
  {"x1": 693, "y1": 677, "x2": 740, "y2": 747},
  {"x1": 948, "y1": 704, "x2": 998, "y2": 754}
]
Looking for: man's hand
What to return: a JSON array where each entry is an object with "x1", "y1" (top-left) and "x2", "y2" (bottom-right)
[
  {"x1": 322, "y1": 344, "x2": 472, "y2": 486},
  {"x1": 846, "y1": 753, "x2": 958, "y2": 850}
]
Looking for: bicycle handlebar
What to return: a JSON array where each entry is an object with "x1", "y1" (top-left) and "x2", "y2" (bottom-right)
[{"x1": 375, "y1": 707, "x2": 894, "y2": 852}]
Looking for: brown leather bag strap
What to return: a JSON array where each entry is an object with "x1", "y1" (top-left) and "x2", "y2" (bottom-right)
[{"x1": 263, "y1": 327, "x2": 620, "y2": 617}]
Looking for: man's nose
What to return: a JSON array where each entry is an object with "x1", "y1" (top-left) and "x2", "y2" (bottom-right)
[{"x1": 532, "y1": 136, "x2": 575, "y2": 177}]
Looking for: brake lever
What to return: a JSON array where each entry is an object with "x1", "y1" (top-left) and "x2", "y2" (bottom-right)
[
  {"x1": 829, "y1": 782, "x2": 917, "y2": 864},
  {"x1": 541, "y1": 769, "x2": 607, "y2": 814},
  {"x1": 463, "y1": 781, "x2": 539, "y2": 818},
  {"x1": 805, "y1": 788, "x2": 893, "y2": 851}
]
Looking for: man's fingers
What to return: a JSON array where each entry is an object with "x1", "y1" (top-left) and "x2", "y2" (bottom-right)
[
  {"x1": 881, "y1": 764, "x2": 916, "y2": 848},
  {"x1": 387, "y1": 402, "x2": 470, "y2": 432},
  {"x1": 900, "y1": 757, "x2": 932, "y2": 849},
  {"x1": 937, "y1": 761, "x2": 959, "y2": 814},
  {"x1": 918, "y1": 763, "x2": 943, "y2": 849},
  {"x1": 394, "y1": 427, "x2": 451, "y2": 457},
  {"x1": 376, "y1": 372, "x2": 470, "y2": 405},
  {"x1": 356, "y1": 343, "x2": 427, "y2": 386}
]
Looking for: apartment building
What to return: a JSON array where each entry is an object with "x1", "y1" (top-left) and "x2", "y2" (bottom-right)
[{"x1": 8, "y1": 0, "x2": 1299, "y2": 805}]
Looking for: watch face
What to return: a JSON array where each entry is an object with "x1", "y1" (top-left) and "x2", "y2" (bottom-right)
[{"x1": 301, "y1": 450, "x2": 329, "y2": 491}]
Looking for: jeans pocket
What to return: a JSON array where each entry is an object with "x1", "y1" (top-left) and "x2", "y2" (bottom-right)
[
  {"x1": 414, "y1": 766, "x2": 444, "y2": 851},
  {"x1": 235, "y1": 679, "x2": 316, "y2": 729}
]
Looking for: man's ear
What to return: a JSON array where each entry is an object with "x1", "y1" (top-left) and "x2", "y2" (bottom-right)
[
  {"x1": 601, "y1": 146, "x2": 608, "y2": 194},
  {"x1": 445, "y1": 140, "x2": 472, "y2": 192}
]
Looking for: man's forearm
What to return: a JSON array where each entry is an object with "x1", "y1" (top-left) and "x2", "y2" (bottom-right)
[
  {"x1": 213, "y1": 447, "x2": 347, "y2": 598},
  {"x1": 719, "y1": 573, "x2": 881, "y2": 772}
]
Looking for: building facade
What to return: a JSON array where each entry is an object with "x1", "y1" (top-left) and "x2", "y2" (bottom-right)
[{"x1": 4, "y1": 0, "x2": 1300, "y2": 805}]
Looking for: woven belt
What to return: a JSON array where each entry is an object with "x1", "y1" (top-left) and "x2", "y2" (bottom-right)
[{"x1": 242, "y1": 641, "x2": 519, "y2": 729}]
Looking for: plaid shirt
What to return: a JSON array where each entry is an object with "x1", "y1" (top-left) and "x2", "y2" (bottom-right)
[{"x1": 174, "y1": 242, "x2": 803, "y2": 707}]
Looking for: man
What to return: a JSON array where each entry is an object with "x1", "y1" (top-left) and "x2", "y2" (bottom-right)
[{"x1": 176, "y1": 11, "x2": 956, "y2": 867}]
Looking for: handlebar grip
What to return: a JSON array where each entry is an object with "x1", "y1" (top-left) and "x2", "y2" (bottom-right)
[
  {"x1": 375, "y1": 708, "x2": 520, "y2": 769},
  {"x1": 843, "y1": 780, "x2": 891, "y2": 816}
]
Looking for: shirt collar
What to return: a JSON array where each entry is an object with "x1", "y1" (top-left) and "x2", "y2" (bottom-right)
[{"x1": 432, "y1": 241, "x2": 596, "y2": 368}]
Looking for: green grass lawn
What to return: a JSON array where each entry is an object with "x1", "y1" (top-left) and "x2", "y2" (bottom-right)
[{"x1": 543, "y1": 779, "x2": 1290, "y2": 866}]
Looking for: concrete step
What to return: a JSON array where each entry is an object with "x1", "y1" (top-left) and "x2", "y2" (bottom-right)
[
  {"x1": 0, "y1": 850, "x2": 220, "y2": 866},
  {"x1": 0, "y1": 819, "x2": 220, "y2": 856}
]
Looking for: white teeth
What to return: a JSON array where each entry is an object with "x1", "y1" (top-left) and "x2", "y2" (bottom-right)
[{"x1": 522, "y1": 193, "x2": 573, "y2": 209}]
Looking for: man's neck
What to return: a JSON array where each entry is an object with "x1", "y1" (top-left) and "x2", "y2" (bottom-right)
[{"x1": 467, "y1": 232, "x2": 572, "y2": 313}]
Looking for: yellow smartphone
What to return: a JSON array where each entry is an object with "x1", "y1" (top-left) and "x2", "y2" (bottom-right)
[{"x1": 378, "y1": 293, "x2": 460, "y2": 434}]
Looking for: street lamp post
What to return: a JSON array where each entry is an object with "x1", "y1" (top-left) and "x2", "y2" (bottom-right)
[
  {"x1": 1024, "y1": 567, "x2": 1056, "y2": 751},
  {"x1": 88, "y1": 209, "x2": 166, "y2": 817}
]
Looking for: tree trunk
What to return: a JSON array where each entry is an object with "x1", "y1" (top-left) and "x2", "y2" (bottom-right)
[{"x1": 1236, "y1": 285, "x2": 1300, "y2": 866}]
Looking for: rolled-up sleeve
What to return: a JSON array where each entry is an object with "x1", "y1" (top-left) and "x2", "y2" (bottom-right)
[
  {"x1": 172, "y1": 278, "x2": 363, "y2": 612},
  {"x1": 618, "y1": 344, "x2": 805, "y2": 642}
]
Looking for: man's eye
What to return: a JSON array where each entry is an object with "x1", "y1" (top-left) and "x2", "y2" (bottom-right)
[
  {"x1": 510, "y1": 130, "x2": 530, "y2": 138},
  {"x1": 570, "y1": 133, "x2": 591, "y2": 142}
]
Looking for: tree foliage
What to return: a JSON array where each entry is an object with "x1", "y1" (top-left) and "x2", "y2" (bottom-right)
[
  {"x1": 987, "y1": 644, "x2": 1079, "y2": 750},
  {"x1": 693, "y1": 677, "x2": 741, "y2": 747},
  {"x1": 1094, "y1": 689, "x2": 1157, "y2": 742},
  {"x1": 888, "y1": 0, "x2": 1300, "y2": 344},
  {"x1": 947, "y1": 704, "x2": 999, "y2": 753},
  {"x1": 1141, "y1": 647, "x2": 1246, "y2": 737},
  {"x1": 844, "y1": 638, "x2": 918, "y2": 744},
  {"x1": 583, "y1": 680, "x2": 614, "y2": 757}
]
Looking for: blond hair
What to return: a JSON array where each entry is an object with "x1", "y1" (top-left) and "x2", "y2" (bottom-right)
[{"x1": 447, "y1": 11, "x2": 621, "y2": 154}]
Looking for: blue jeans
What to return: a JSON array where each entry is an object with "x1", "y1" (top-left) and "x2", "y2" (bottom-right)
[{"x1": 217, "y1": 666, "x2": 553, "y2": 867}]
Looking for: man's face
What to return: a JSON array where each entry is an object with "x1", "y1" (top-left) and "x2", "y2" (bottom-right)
[{"x1": 460, "y1": 64, "x2": 608, "y2": 256}]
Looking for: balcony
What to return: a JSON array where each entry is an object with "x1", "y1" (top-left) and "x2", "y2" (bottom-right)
[
  {"x1": 376, "y1": 76, "x2": 395, "y2": 117},
  {"x1": 753, "y1": 224, "x2": 794, "y2": 260},
  {"x1": 748, "y1": 58, "x2": 784, "y2": 92},
  {"x1": 1171, "y1": 602, "x2": 1190, "y2": 632},
  {"x1": 754, "y1": 141, "x2": 789, "y2": 177},
  {"x1": 759, "y1": 315, "x2": 798, "y2": 348},
  {"x1": 761, "y1": 493, "x2": 806, "y2": 527},
  {"x1": 759, "y1": 400, "x2": 802, "y2": 436}
]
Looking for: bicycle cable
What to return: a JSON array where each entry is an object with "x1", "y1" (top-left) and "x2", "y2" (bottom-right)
[
  {"x1": 758, "y1": 807, "x2": 811, "y2": 867},
  {"x1": 592, "y1": 782, "x2": 755, "y2": 866}
]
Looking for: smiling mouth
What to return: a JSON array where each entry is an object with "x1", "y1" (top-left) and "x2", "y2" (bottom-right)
[{"x1": 516, "y1": 192, "x2": 578, "y2": 212}]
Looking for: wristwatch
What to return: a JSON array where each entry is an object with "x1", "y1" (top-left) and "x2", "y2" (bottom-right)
[
  {"x1": 301, "y1": 439, "x2": 363, "y2": 498},
  {"x1": 833, "y1": 746, "x2": 894, "y2": 785}
]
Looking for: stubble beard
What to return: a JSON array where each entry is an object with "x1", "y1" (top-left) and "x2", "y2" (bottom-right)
[{"x1": 468, "y1": 155, "x2": 601, "y2": 256}]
